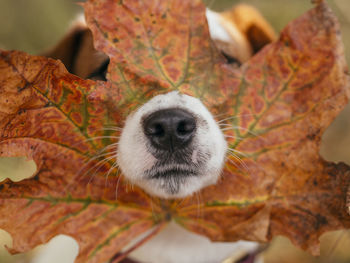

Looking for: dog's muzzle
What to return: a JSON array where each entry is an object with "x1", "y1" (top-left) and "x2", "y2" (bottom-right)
[{"x1": 117, "y1": 92, "x2": 227, "y2": 199}]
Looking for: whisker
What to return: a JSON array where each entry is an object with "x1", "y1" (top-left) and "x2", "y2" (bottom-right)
[
  {"x1": 126, "y1": 181, "x2": 135, "y2": 193},
  {"x1": 57, "y1": 131, "x2": 120, "y2": 147},
  {"x1": 195, "y1": 192, "x2": 200, "y2": 220},
  {"x1": 195, "y1": 191, "x2": 203, "y2": 220},
  {"x1": 52, "y1": 134, "x2": 119, "y2": 162},
  {"x1": 104, "y1": 162, "x2": 119, "y2": 188},
  {"x1": 62, "y1": 150, "x2": 116, "y2": 193},
  {"x1": 198, "y1": 191, "x2": 203, "y2": 219},
  {"x1": 231, "y1": 126, "x2": 263, "y2": 137},
  {"x1": 221, "y1": 125, "x2": 266, "y2": 141},
  {"x1": 224, "y1": 135, "x2": 243, "y2": 141},
  {"x1": 226, "y1": 148, "x2": 262, "y2": 171},
  {"x1": 76, "y1": 136, "x2": 120, "y2": 149},
  {"x1": 227, "y1": 148, "x2": 249, "y2": 158},
  {"x1": 81, "y1": 151, "x2": 116, "y2": 169},
  {"x1": 86, "y1": 155, "x2": 117, "y2": 186},
  {"x1": 88, "y1": 155, "x2": 116, "y2": 172},
  {"x1": 217, "y1": 113, "x2": 255, "y2": 124},
  {"x1": 125, "y1": 180, "x2": 135, "y2": 193},
  {"x1": 115, "y1": 168, "x2": 122, "y2": 200},
  {"x1": 96, "y1": 142, "x2": 119, "y2": 155},
  {"x1": 83, "y1": 135, "x2": 120, "y2": 141},
  {"x1": 226, "y1": 153, "x2": 250, "y2": 174},
  {"x1": 225, "y1": 156, "x2": 243, "y2": 171},
  {"x1": 213, "y1": 112, "x2": 230, "y2": 119},
  {"x1": 150, "y1": 198, "x2": 159, "y2": 221},
  {"x1": 97, "y1": 126, "x2": 122, "y2": 130},
  {"x1": 172, "y1": 194, "x2": 188, "y2": 210},
  {"x1": 231, "y1": 154, "x2": 250, "y2": 171},
  {"x1": 217, "y1": 116, "x2": 239, "y2": 124}
]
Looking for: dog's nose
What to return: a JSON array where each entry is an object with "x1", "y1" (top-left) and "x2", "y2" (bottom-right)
[{"x1": 143, "y1": 108, "x2": 196, "y2": 151}]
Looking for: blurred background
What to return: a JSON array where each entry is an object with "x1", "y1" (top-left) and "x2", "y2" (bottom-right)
[{"x1": 0, "y1": 0, "x2": 349, "y2": 262}]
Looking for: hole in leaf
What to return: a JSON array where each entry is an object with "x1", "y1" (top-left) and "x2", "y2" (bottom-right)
[
  {"x1": 320, "y1": 103, "x2": 350, "y2": 164},
  {"x1": 0, "y1": 231, "x2": 78, "y2": 263},
  {"x1": 264, "y1": 230, "x2": 350, "y2": 262},
  {"x1": 0, "y1": 229, "x2": 29, "y2": 262},
  {"x1": 30, "y1": 235, "x2": 79, "y2": 263},
  {"x1": 0, "y1": 157, "x2": 37, "y2": 182}
]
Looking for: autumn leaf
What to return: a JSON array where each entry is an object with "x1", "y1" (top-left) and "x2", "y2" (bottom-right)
[{"x1": 0, "y1": 0, "x2": 350, "y2": 262}]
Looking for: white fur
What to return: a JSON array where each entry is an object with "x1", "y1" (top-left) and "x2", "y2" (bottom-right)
[
  {"x1": 117, "y1": 91, "x2": 227, "y2": 199},
  {"x1": 206, "y1": 9, "x2": 232, "y2": 42},
  {"x1": 128, "y1": 221, "x2": 261, "y2": 263}
]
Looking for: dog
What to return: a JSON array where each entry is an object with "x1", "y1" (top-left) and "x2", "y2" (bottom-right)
[{"x1": 37, "y1": 4, "x2": 276, "y2": 263}]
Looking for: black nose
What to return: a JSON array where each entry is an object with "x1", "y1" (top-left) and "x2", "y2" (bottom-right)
[{"x1": 143, "y1": 108, "x2": 196, "y2": 151}]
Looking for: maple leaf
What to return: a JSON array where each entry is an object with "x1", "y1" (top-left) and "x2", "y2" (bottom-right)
[{"x1": 0, "y1": 0, "x2": 350, "y2": 262}]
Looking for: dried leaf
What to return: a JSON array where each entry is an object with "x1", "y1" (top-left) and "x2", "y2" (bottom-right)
[{"x1": 0, "y1": 0, "x2": 349, "y2": 262}]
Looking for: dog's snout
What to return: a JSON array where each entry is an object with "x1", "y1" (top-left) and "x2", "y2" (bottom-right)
[
  {"x1": 143, "y1": 108, "x2": 196, "y2": 151},
  {"x1": 118, "y1": 92, "x2": 227, "y2": 198}
]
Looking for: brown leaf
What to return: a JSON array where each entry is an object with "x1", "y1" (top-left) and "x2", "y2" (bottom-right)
[
  {"x1": 173, "y1": 3, "x2": 350, "y2": 255},
  {"x1": 0, "y1": 0, "x2": 349, "y2": 262}
]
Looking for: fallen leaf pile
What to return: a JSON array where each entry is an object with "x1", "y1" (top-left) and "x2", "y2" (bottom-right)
[{"x1": 0, "y1": 0, "x2": 349, "y2": 262}]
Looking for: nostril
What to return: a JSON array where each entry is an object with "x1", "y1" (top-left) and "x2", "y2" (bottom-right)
[
  {"x1": 142, "y1": 108, "x2": 196, "y2": 151},
  {"x1": 177, "y1": 120, "x2": 195, "y2": 136},
  {"x1": 154, "y1": 123, "x2": 165, "y2": 136},
  {"x1": 146, "y1": 122, "x2": 165, "y2": 137}
]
